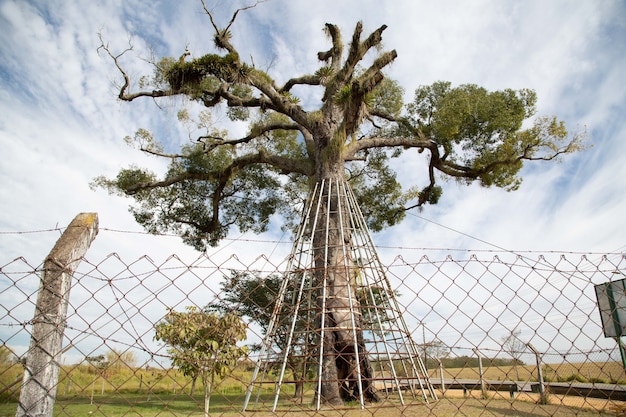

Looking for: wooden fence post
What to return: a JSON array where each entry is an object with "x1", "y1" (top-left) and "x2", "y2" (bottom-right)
[{"x1": 16, "y1": 213, "x2": 98, "y2": 417}]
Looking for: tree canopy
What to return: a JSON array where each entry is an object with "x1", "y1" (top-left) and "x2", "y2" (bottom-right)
[{"x1": 93, "y1": 4, "x2": 585, "y2": 251}]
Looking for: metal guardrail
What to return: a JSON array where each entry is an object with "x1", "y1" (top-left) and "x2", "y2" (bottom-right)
[{"x1": 425, "y1": 378, "x2": 626, "y2": 401}]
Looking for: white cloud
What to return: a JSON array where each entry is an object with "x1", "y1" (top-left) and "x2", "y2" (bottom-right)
[
  {"x1": 0, "y1": 0, "x2": 624, "y2": 365},
  {"x1": 0, "y1": 0, "x2": 622, "y2": 257}
]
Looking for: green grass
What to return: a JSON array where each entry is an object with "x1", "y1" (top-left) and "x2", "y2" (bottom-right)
[
  {"x1": 2, "y1": 361, "x2": 625, "y2": 416},
  {"x1": 1, "y1": 392, "x2": 249, "y2": 417},
  {"x1": 0, "y1": 393, "x2": 617, "y2": 417}
]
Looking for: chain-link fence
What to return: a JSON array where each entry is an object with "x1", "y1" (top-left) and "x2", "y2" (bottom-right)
[{"x1": 1, "y1": 222, "x2": 625, "y2": 416}]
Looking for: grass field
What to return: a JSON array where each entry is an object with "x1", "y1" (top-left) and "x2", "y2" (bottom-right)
[
  {"x1": 1, "y1": 361, "x2": 625, "y2": 416},
  {"x1": 0, "y1": 392, "x2": 620, "y2": 417}
]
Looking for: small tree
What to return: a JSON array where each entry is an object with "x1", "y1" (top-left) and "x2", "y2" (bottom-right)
[
  {"x1": 105, "y1": 348, "x2": 137, "y2": 371},
  {"x1": 85, "y1": 354, "x2": 109, "y2": 376},
  {"x1": 502, "y1": 329, "x2": 525, "y2": 381},
  {"x1": 423, "y1": 338, "x2": 450, "y2": 368},
  {"x1": 154, "y1": 306, "x2": 247, "y2": 416},
  {"x1": 85, "y1": 354, "x2": 110, "y2": 399}
]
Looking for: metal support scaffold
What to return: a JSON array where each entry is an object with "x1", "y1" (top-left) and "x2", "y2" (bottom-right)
[{"x1": 243, "y1": 179, "x2": 437, "y2": 411}]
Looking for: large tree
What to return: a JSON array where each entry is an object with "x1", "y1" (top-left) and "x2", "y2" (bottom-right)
[{"x1": 95, "y1": 3, "x2": 585, "y2": 407}]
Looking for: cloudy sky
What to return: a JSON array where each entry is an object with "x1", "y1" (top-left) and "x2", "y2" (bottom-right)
[
  {"x1": 1, "y1": 0, "x2": 624, "y2": 265},
  {"x1": 0, "y1": 1, "x2": 625, "y2": 362},
  {"x1": 0, "y1": 0, "x2": 626, "y2": 263}
]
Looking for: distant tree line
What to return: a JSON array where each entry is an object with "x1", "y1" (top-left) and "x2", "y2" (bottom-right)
[{"x1": 432, "y1": 355, "x2": 523, "y2": 369}]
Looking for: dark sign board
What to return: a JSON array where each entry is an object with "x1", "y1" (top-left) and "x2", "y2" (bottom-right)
[{"x1": 595, "y1": 278, "x2": 626, "y2": 338}]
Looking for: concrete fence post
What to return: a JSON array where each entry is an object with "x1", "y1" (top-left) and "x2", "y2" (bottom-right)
[{"x1": 16, "y1": 213, "x2": 98, "y2": 417}]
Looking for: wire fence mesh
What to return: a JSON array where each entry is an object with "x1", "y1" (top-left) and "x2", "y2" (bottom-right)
[{"x1": 1, "y1": 233, "x2": 625, "y2": 416}]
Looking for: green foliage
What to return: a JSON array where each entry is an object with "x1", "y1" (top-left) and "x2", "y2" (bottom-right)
[
  {"x1": 165, "y1": 52, "x2": 249, "y2": 91},
  {"x1": 97, "y1": 18, "x2": 585, "y2": 252},
  {"x1": 348, "y1": 149, "x2": 416, "y2": 231},
  {"x1": 405, "y1": 81, "x2": 583, "y2": 192},
  {"x1": 334, "y1": 84, "x2": 353, "y2": 105},
  {"x1": 212, "y1": 272, "x2": 282, "y2": 334},
  {"x1": 124, "y1": 128, "x2": 164, "y2": 153},
  {"x1": 315, "y1": 65, "x2": 334, "y2": 83},
  {"x1": 226, "y1": 84, "x2": 253, "y2": 121},
  {"x1": 154, "y1": 306, "x2": 247, "y2": 413},
  {"x1": 213, "y1": 271, "x2": 316, "y2": 397},
  {"x1": 90, "y1": 166, "x2": 156, "y2": 196},
  {"x1": 101, "y1": 139, "x2": 293, "y2": 249},
  {"x1": 251, "y1": 113, "x2": 308, "y2": 161},
  {"x1": 369, "y1": 77, "x2": 404, "y2": 118},
  {"x1": 0, "y1": 345, "x2": 15, "y2": 365},
  {"x1": 154, "y1": 307, "x2": 247, "y2": 379}
]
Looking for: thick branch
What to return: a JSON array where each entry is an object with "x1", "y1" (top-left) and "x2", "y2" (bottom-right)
[
  {"x1": 318, "y1": 23, "x2": 344, "y2": 72},
  {"x1": 341, "y1": 23, "x2": 389, "y2": 84},
  {"x1": 197, "y1": 122, "x2": 303, "y2": 150},
  {"x1": 248, "y1": 73, "x2": 310, "y2": 127},
  {"x1": 281, "y1": 75, "x2": 322, "y2": 92},
  {"x1": 359, "y1": 50, "x2": 397, "y2": 86},
  {"x1": 124, "y1": 151, "x2": 313, "y2": 195},
  {"x1": 322, "y1": 23, "x2": 392, "y2": 105},
  {"x1": 344, "y1": 134, "x2": 431, "y2": 159}
]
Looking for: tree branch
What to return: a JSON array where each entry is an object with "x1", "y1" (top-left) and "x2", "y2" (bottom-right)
[
  {"x1": 318, "y1": 23, "x2": 343, "y2": 72},
  {"x1": 201, "y1": 0, "x2": 267, "y2": 52},
  {"x1": 281, "y1": 75, "x2": 322, "y2": 92},
  {"x1": 344, "y1": 131, "x2": 430, "y2": 159},
  {"x1": 124, "y1": 151, "x2": 313, "y2": 195},
  {"x1": 97, "y1": 32, "x2": 175, "y2": 101},
  {"x1": 197, "y1": 122, "x2": 303, "y2": 150}
]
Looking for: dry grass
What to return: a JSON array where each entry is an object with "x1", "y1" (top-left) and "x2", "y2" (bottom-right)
[{"x1": 431, "y1": 361, "x2": 626, "y2": 384}]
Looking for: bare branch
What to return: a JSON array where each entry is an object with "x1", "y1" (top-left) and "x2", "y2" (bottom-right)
[
  {"x1": 225, "y1": 1, "x2": 267, "y2": 33},
  {"x1": 97, "y1": 32, "x2": 175, "y2": 101},
  {"x1": 201, "y1": 0, "x2": 268, "y2": 52},
  {"x1": 97, "y1": 32, "x2": 133, "y2": 100},
  {"x1": 139, "y1": 148, "x2": 184, "y2": 159},
  {"x1": 200, "y1": 0, "x2": 220, "y2": 33}
]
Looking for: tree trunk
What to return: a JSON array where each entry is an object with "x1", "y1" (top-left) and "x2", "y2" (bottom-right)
[
  {"x1": 312, "y1": 176, "x2": 379, "y2": 406},
  {"x1": 293, "y1": 380, "x2": 304, "y2": 400},
  {"x1": 202, "y1": 372, "x2": 213, "y2": 417}
]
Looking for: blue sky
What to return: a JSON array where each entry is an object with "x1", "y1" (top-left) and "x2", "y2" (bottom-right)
[
  {"x1": 1, "y1": 0, "x2": 624, "y2": 263},
  {"x1": 0, "y1": 0, "x2": 625, "y2": 363}
]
